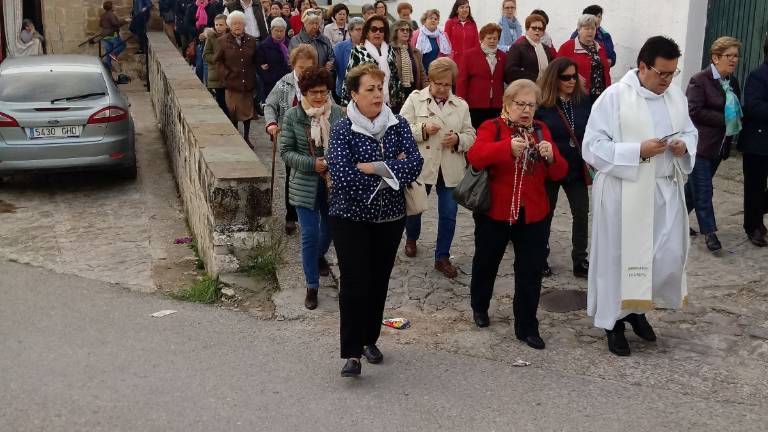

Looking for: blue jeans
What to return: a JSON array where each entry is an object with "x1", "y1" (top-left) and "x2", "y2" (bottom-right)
[
  {"x1": 405, "y1": 172, "x2": 458, "y2": 260},
  {"x1": 101, "y1": 37, "x2": 126, "y2": 69},
  {"x1": 684, "y1": 155, "x2": 721, "y2": 234},
  {"x1": 295, "y1": 180, "x2": 331, "y2": 289}
]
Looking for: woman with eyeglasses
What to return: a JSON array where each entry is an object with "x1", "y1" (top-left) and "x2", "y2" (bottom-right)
[
  {"x1": 557, "y1": 14, "x2": 612, "y2": 103},
  {"x1": 498, "y1": 0, "x2": 522, "y2": 53},
  {"x1": 535, "y1": 57, "x2": 593, "y2": 279},
  {"x1": 466, "y1": 79, "x2": 567, "y2": 349},
  {"x1": 504, "y1": 14, "x2": 557, "y2": 84},
  {"x1": 340, "y1": 16, "x2": 399, "y2": 107},
  {"x1": 684, "y1": 36, "x2": 744, "y2": 251},
  {"x1": 456, "y1": 22, "x2": 507, "y2": 129},
  {"x1": 389, "y1": 20, "x2": 427, "y2": 113}
]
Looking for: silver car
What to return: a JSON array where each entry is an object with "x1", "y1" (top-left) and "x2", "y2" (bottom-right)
[{"x1": 0, "y1": 55, "x2": 136, "y2": 178}]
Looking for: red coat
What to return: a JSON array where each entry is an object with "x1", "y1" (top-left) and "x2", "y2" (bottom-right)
[
  {"x1": 557, "y1": 38, "x2": 612, "y2": 92},
  {"x1": 444, "y1": 18, "x2": 480, "y2": 68},
  {"x1": 289, "y1": 14, "x2": 303, "y2": 36},
  {"x1": 456, "y1": 47, "x2": 506, "y2": 109},
  {"x1": 467, "y1": 119, "x2": 568, "y2": 224}
]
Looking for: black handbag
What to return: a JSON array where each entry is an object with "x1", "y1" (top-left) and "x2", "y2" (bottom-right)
[{"x1": 452, "y1": 119, "x2": 501, "y2": 213}]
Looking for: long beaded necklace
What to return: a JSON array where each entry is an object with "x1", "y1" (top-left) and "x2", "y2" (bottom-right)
[
  {"x1": 509, "y1": 126, "x2": 537, "y2": 224},
  {"x1": 559, "y1": 96, "x2": 577, "y2": 147}
]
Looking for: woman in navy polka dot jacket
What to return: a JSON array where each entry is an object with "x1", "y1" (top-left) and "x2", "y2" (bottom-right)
[{"x1": 326, "y1": 64, "x2": 423, "y2": 378}]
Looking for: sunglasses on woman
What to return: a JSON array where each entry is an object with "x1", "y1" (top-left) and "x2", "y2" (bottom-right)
[
  {"x1": 558, "y1": 73, "x2": 578, "y2": 82},
  {"x1": 369, "y1": 25, "x2": 385, "y2": 34}
]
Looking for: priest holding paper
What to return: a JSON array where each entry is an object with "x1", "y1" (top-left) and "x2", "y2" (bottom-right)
[{"x1": 582, "y1": 36, "x2": 698, "y2": 357}]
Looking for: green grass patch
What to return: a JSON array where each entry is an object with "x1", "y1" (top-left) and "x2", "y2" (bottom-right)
[
  {"x1": 168, "y1": 273, "x2": 220, "y2": 304},
  {"x1": 188, "y1": 241, "x2": 205, "y2": 270},
  {"x1": 241, "y1": 232, "x2": 286, "y2": 281}
]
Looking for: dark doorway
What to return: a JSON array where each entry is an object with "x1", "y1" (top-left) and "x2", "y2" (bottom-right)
[{"x1": 22, "y1": 0, "x2": 44, "y2": 36}]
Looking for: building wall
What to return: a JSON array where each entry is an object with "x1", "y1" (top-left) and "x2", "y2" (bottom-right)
[
  {"x1": 404, "y1": 0, "x2": 709, "y2": 88},
  {"x1": 41, "y1": 0, "x2": 160, "y2": 55}
]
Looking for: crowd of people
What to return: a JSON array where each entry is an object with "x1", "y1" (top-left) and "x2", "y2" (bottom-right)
[{"x1": 152, "y1": 0, "x2": 766, "y2": 376}]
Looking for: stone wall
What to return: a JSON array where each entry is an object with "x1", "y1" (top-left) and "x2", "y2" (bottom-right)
[
  {"x1": 42, "y1": 0, "x2": 162, "y2": 55},
  {"x1": 146, "y1": 32, "x2": 273, "y2": 275}
]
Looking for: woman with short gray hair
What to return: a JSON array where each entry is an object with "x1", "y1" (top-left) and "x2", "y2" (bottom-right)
[
  {"x1": 557, "y1": 14, "x2": 611, "y2": 103},
  {"x1": 289, "y1": 9, "x2": 335, "y2": 71}
]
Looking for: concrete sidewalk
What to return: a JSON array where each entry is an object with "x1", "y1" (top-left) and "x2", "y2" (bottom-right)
[{"x1": 0, "y1": 260, "x2": 764, "y2": 431}]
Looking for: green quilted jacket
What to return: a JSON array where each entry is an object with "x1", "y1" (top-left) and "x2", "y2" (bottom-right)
[{"x1": 279, "y1": 103, "x2": 346, "y2": 210}]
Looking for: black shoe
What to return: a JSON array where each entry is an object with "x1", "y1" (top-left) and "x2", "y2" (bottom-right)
[
  {"x1": 340, "y1": 359, "x2": 361, "y2": 377},
  {"x1": 573, "y1": 261, "x2": 589, "y2": 278},
  {"x1": 517, "y1": 334, "x2": 546, "y2": 350},
  {"x1": 542, "y1": 262, "x2": 553, "y2": 277},
  {"x1": 362, "y1": 345, "x2": 383, "y2": 364},
  {"x1": 705, "y1": 233, "x2": 722, "y2": 252},
  {"x1": 473, "y1": 311, "x2": 490, "y2": 328},
  {"x1": 623, "y1": 313, "x2": 657, "y2": 342},
  {"x1": 304, "y1": 288, "x2": 318, "y2": 310},
  {"x1": 284, "y1": 221, "x2": 297, "y2": 235},
  {"x1": 318, "y1": 256, "x2": 331, "y2": 277},
  {"x1": 747, "y1": 229, "x2": 768, "y2": 247},
  {"x1": 605, "y1": 321, "x2": 631, "y2": 356},
  {"x1": 689, "y1": 227, "x2": 698, "y2": 237}
]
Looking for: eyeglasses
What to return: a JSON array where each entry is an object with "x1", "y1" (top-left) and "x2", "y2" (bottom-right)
[
  {"x1": 307, "y1": 89, "x2": 329, "y2": 97},
  {"x1": 558, "y1": 73, "x2": 578, "y2": 82},
  {"x1": 369, "y1": 25, "x2": 385, "y2": 34},
  {"x1": 432, "y1": 81, "x2": 453, "y2": 88},
  {"x1": 397, "y1": 28, "x2": 411, "y2": 33},
  {"x1": 511, "y1": 100, "x2": 536, "y2": 111},
  {"x1": 719, "y1": 53, "x2": 740, "y2": 60},
  {"x1": 305, "y1": 9, "x2": 322, "y2": 16},
  {"x1": 649, "y1": 65, "x2": 681, "y2": 80},
  {"x1": 529, "y1": 26, "x2": 544, "y2": 32}
]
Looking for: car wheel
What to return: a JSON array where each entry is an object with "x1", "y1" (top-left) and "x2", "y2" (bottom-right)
[{"x1": 117, "y1": 163, "x2": 137, "y2": 180}]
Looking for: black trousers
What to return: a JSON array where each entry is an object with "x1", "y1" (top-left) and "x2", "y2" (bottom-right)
[
  {"x1": 470, "y1": 210, "x2": 547, "y2": 337},
  {"x1": 469, "y1": 108, "x2": 501, "y2": 130},
  {"x1": 211, "y1": 88, "x2": 230, "y2": 118},
  {"x1": 544, "y1": 179, "x2": 589, "y2": 266},
  {"x1": 743, "y1": 153, "x2": 768, "y2": 234},
  {"x1": 284, "y1": 165, "x2": 297, "y2": 222},
  {"x1": 330, "y1": 216, "x2": 405, "y2": 359}
]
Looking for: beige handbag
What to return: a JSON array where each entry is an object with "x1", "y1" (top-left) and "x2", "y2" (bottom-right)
[{"x1": 405, "y1": 181, "x2": 429, "y2": 216}]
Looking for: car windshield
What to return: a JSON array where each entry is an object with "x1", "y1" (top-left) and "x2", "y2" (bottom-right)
[{"x1": 0, "y1": 71, "x2": 107, "y2": 103}]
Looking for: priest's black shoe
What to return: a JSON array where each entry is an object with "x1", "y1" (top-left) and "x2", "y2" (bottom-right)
[
  {"x1": 517, "y1": 334, "x2": 546, "y2": 350},
  {"x1": 362, "y1": 345, "x2": 383, "y2": 364},
  {"x1": 605, "y1": 321, "x2": 631, "y2": 356},
  {"x1": 542, "y1": 262, "x2": 553, "y2": 277},
  {"x1": 705, "y1": 233, "x2": 722, "y2": 252},
  {"x1": 340, "y1": 359, "x2": 361, "y2": 377},
  {"x1": 747, "y1": 229, "x2": 768, "y2": 247},
  {"x1": 623, "y1": 313, "x2": 657, "y2": 341},
  {"x1": 573, "y1": 261, "x2": 589, "y2": 278},
  {"x1": 473, "y1": 311, "x2": 490, "y2": 328}
]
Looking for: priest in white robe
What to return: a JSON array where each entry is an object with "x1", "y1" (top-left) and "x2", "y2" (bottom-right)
[{"x1": 582, "y1": 36, "x2": 698, "y2": 356}]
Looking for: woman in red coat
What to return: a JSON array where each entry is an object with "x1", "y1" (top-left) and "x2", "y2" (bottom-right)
[
  {"x1": 466, "y1": 79, "x2": 568, "y2": 350},
  {"x1": 558, "y1": 14, "x2": 611, "y2": 103},
  {"x1": 290, "y1": 0, "x2": 312, "y2": 36},
  {"x1": 457, "y1": 23, "x2": 506, "y2": 129},
  {"x1": 444, "y1": 0, "x2": 480, "y2": 69}
]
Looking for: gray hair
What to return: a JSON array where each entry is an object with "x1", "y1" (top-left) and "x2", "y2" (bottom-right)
[
  {"x1": 577, "y1": 14, "x2": 598, "y2": 29},
  {"x1": 347, "y1": 17, "x2": 365, "y2": 31},
  {"x1": 270, "y1": 17, "x2": 287, "y2": 29},
  {"x1": 361, "y1": 4, "x2": 374, "y2": 14},
  {"x1": 226, "y1": 10, "x2": 246, "y2": 27},
  {"x1": 302, "y1": 10, "x2": 322, "y2": 25}
]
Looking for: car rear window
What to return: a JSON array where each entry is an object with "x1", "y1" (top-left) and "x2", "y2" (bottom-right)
[{"x1": 0, "y1": 71, "x2": 107, "y2": 103}]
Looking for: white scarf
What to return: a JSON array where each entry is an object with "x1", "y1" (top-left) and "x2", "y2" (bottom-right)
[
  {"x1": 346, "y1": 100, "x2": 399, "y2": 142},
  {"x1": 525, "y1": 35, "x2": 549, "y2": 79},
  {"x1": 617, "y1": 72, "x2": 689, "y2": 311},
  {"x1": 481, "y1": 44, "x2": 497, "y2": 73},
  {"x1": 364, "y1": 40, "x2": 392, "y2": 103},
  {"x1": 415, "y1": 26, "x2": 452, "y2": 56},
  {"x1": 301, "y1": 98, "x2": 332, "y2": 150}
]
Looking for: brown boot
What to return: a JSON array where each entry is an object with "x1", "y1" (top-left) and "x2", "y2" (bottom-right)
[
  {"x1": 434, "y1": 257, "x2": 458, "y2": 279},
  {"x1": 404, "y1": 239, "x2": 417, "y2": 257},
  {"x1": 304, "y1": 288, "x2": 318, "y2": 310}
]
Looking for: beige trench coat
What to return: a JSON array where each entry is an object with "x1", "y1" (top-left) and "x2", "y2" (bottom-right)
[{"x1": 400, "y1": 88, "x2": 476, "y2": 187}]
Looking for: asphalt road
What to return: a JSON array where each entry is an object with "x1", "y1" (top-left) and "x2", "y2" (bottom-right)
[{"x1": 0, "y1": 260, "x2": 763, "y2": 432}]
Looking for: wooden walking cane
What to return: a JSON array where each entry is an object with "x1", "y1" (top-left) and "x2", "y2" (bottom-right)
[{"x1": 270, "y1": 132, "x2": 277, "y2": 204}]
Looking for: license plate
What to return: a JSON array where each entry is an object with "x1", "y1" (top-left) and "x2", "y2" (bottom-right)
[{"x1": 29, "y1": 126, "x2": 81, "y2": 139}]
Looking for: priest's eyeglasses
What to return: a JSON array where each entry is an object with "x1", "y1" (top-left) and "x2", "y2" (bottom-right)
[{"x1": 649, "y1": 66, "x2": 681, "y2": 80}]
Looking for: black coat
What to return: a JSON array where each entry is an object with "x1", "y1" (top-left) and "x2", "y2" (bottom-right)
[
  {"x1": 256, "y1": 36, "x2": 291, "y2": 97},
  {"x1": 686, "y1": 66, "x2": 741, "y2": 160},
  {"x1": 534, "y1": 98, "x2": 591, "y2": 183},
  {"x1": 740, "y1": 61, "x2": 768, "y2": 156}
]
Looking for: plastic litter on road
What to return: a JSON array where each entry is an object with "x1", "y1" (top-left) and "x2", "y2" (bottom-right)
[
  {"x1": 382, "y1": 318, "x2": 410, "y2": 330},
  {"x1": 151, "y1": 310, "x2": 178, "y2": 318}
]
